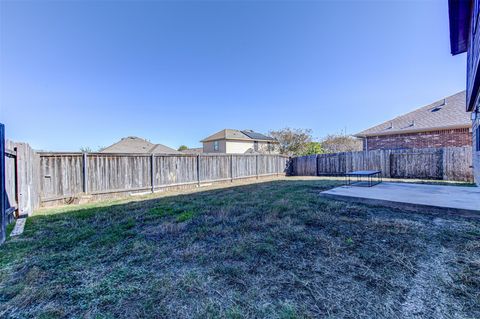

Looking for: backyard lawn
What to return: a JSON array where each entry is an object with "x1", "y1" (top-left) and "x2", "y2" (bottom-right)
[{"x1": 0, "y1": 178, "x2": 479, "y2": 318}]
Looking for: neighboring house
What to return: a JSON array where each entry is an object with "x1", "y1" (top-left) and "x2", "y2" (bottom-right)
[
  {"x1": 354, "y1": 91, "x2": 471, "y2": 151},
  {"x1": 448, "y1": 0, "x2": 480, "y2": 185},
  {"x1": 201, "y1": 129, "x2": 279, "y2": 154},
  {"x1": 100, "y1": 136, "x2": 181, "y2": 154},
  {"x1": 180, "y1": 147, "x2": 203, "y2": 155}
]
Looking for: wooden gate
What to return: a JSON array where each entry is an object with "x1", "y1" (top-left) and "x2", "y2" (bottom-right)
[
  {"x1": 0, "y1": 124, "x2": 22, "y2": 244},
  {"x1": 5, "y1": 145, "x2": 18, "y2": 222},
  {"x1": 390, "y1": 150, "x2": 443, "y2": 179}
]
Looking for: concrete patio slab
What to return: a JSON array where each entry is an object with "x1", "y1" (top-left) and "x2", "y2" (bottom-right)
[{"x1": 321, "y1": 182, "x2": 480, "y2": 215}]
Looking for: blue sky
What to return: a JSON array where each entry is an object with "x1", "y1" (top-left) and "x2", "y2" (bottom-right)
[{"x1": 0, "y1": 0, "x2": 467, "y2": 151}]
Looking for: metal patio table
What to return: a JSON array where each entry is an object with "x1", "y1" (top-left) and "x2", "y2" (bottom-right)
[{"x1": 345, "y1": 170, "x2": 382, "y2": 187}]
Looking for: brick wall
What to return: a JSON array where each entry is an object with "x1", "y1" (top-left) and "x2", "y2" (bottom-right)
[{"x1": 363, "y1": 128, "x2": 472, "y2": 151}]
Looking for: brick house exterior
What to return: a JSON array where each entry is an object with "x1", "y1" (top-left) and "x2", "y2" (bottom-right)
[
  {"x1": 362, "y1": 128, "x2": 471, "y2": 150},
  {"x1": 355, "y1": 91, "x2": 471, "y2": 151}
]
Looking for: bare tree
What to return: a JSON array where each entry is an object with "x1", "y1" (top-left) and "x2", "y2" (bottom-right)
[
  {"x1": 269, "y1": 128, "x2": 313, "y2": 155},
  {"x1": 321, "y1": 134, "x2": 362, "y2": 153}
]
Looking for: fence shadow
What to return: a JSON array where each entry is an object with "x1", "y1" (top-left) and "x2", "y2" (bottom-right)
[{"x1": 27, "y1": 178, "x2": 344, "y2": 222}]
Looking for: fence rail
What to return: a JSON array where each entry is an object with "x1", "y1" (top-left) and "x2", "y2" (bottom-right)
[
  {"x1": 291, "y1": 147, "x2": 473, "y2": 182},
  {"x1": 38, "y1": 153, "x2": 289, "y2": 203}
]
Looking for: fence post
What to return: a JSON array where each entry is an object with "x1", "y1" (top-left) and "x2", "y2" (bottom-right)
[
  {"x1": 276, "y1": 156, "x2": 279, "y2": 177},
  {"x1": 315, "y1": 154, "x2": 319, "y2": 176},
  {"x1": 82, "y1": 153, "x2": 88, "y2": 194},
  {"x1": 441, "y1": 147, "x2": 447, "y2": 181},
  {"x1": 0, "y1": 123, "x2": 5, "y2": 244},
  {"x1": 384, "y1": 150, "x2": 390, "y2": 178},
  {"x1": 196, "y1": 155, "x2": 200, "y2": 187},
  {"x1": 256, "y1": 155, "x2": 259, "y2": 179},
  {"x1": 11, "y1": 147, "x2": 19, "y2": 217},
  {"x1": 150, "y1": 154, "x2": 155, "y2": 193},
  {"x1": 230, "y1": 155, "x2": 234, "y2": 182}
]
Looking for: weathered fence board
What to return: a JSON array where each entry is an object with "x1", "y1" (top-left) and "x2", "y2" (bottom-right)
[
  {"x1": 40, "y1": 154, "x2": 83, "y2": 200},
  {"x1": 14, "y1": 142, "x2": 40, "y2": 215},
  {"x1": 5, "y1": 141, "x2": 17, "y2": 216},
  {"x1": 4, "y1": 140, "x2": 40, "y2": 217},
  {"x1": 390, "y1": 150, "x2": 442, "y2": 179},
  {"x1": 293, "y1": 155, "x2": 317, "y2": 176},
  {"x1": 442, "y1": 147, "x2": 473, "y2": 182},
  {"x1": 155, "y1": 155, "x2": 198, "y2": 186},
  {"x1": 232, "y1": 155, "x2": 257, "y2": 178},
  {"x1": 88, "y1": 154, "x2": 151, "y2": 194},
  {"x1": 35, "y1": 153, "x2": 288, "y2": 204},
  {"x1": 258, "y1": 155, "x2": 279, "y2": 176},
  {"x1": 292, "y1": 147, "x2": 473, "y2": 182},
  {"x1": 199, "y1": 155, "x2": 232, "y2": 182}
]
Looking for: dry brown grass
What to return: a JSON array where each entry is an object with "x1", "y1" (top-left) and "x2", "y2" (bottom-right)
[{"x1": 0, "y1": 178, "x2": 479, "y2": 318}]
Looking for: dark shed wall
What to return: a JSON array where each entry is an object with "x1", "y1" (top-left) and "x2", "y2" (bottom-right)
[
  {"x1": 448, "y1": 0, "x2": 480, "y2": 185},
  {"x1": 465, "y1": 0, "x2": 480, "y2": 184},
  {"x1": 473, "y1": 118, "x2": 480, "y2": 185},
  {"x1": 467, "y1": 1, "x2": 480, "y2": 112}
]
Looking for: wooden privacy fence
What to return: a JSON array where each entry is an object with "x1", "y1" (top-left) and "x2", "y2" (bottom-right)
[
  {"x1": 39, "y1": 153, "x2": 289, "y2": 203},
  {"x1": 291, "y1": 147, "x2": 473, "y2": 182},
  {"x1": 4, "y1": 140, "x2": 40, "y2": 217},
  {"x1": 3, "y1": 135, "x2": 41, "y2": 243}
]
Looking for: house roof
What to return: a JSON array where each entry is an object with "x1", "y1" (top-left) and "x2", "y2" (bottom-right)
[
  {"x1": 201, "y1": 129, "x2": 277, "y2": 143},
  {"x1": 354, "y1": 91, "x2": 470, "y2": 137},
  {"x1": 100, "y1": 136, "x2": 181, "y2": 154}
]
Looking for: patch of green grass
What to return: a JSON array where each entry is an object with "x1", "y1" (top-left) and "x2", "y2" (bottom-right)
[
  {"x1": 148, "y1": 206, "x2": 175, "y2": 217},
  {"x1": 279, "y1": 303, "x2": 300, "y2": 319},
  {"x1": 176, "y1": 211, "x2": 195, "y2": 223},
  {"x1": 225, "y1": 306, "x2": 244, "y2": 319}
]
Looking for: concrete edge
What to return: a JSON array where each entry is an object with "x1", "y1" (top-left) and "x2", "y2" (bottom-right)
[
  {"x1": 320, "y1": 192, "x2": 480, "y2": 219},
  {"x1": 10, "y1": 217, "x2": 27, "y2": 237}
]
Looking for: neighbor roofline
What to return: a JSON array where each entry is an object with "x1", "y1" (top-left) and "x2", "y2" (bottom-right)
[
  {"x1": 354, "y1": 124, "x2": 471, "y2": 138},
  {"x1": 200, "y1": 137, "x2": 279, "y2": 143}
]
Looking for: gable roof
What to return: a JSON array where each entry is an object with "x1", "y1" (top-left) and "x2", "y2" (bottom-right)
[
  {"x1": 354, "y1": 91, "x2": 470, "y2": 137},
  {"x1": 201, "y1": 129, "x2": 277, "y2": 143},
  {"x1": 100, "y1": 136, "x2": 181, "y2": 154}
]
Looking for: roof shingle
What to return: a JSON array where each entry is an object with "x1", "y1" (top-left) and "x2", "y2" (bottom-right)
[
  {"x1": 354, "y1": 91, "x2": 470, "y2": 137},
  {"x1": 201, "y1": 129, "x2": 276, "y2": 142},
  {"x1": 101, "y1": 137, "x2": 180, "y2": 154}
]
